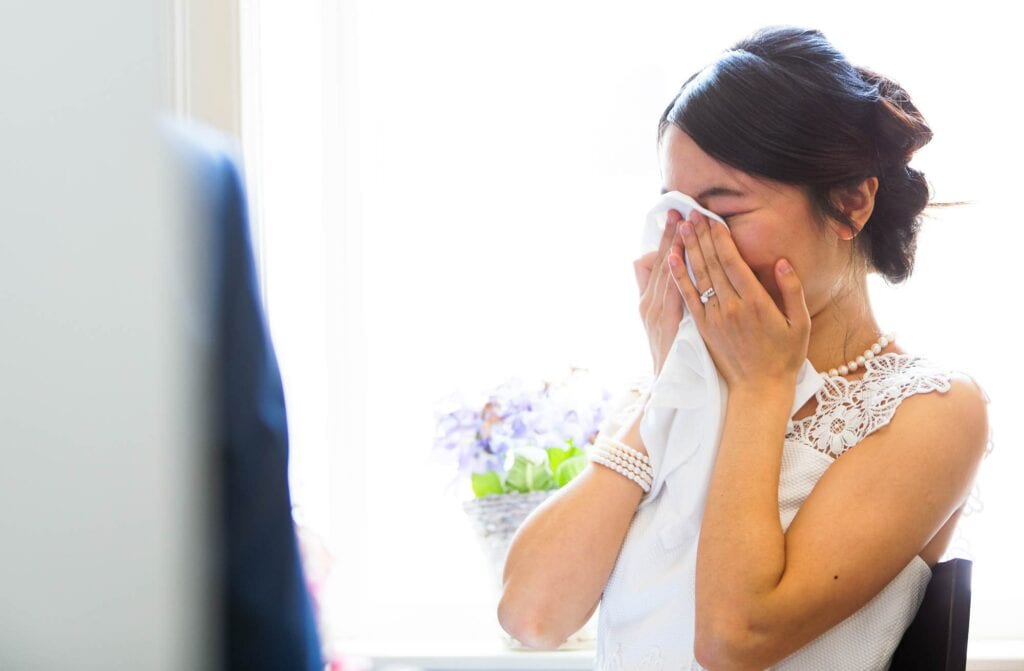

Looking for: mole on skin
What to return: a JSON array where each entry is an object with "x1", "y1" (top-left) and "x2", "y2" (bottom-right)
[{"x1": 834, "y1": 575, "x2": 839, "y2": 580}]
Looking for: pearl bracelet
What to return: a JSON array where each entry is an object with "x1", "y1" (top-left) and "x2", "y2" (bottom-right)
[
  {"x1": 590, "y1": 453, "x2": 652, "y2": 493},
  {"x1": 592, "y1": 436, "x2": 654, "y2": 478},
  {"x1": 589, "y1": 435, "x2": 653, "y2": 493}
]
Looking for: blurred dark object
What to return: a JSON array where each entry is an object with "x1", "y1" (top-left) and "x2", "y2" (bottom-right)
[
  {"x1": 165, "y1": 118, "x2": 324, "y2": 671},
  {"x1": 890, "y1": 558, "x2": 972, "y2": 671}
]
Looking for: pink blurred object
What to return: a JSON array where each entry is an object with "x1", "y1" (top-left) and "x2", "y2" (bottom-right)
[
  {"x1": 325, "y1": 652, "x2": 374, "y2": 671},
  {"x1": 296, "y1": 525, "x2": 371, "y2": 670},
  {"x1": 296, "y1": 523, "x2": 334, "y2": 622}
]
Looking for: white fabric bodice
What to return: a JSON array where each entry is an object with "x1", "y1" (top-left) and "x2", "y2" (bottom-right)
[{"x1": 595, "y1": 353, "x2": 972, "y2": 671}]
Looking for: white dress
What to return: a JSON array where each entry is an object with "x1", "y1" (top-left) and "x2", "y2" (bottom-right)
[{"x1": 594, "y1": 352, "x2": 986, "y2": 671}]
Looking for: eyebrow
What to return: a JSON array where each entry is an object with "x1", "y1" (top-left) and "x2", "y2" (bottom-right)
[{"x1": 660, "y1": 185, "x2": 747, "y2": 200}]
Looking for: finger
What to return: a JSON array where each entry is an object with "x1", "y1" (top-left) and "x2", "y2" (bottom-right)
[
  {"x1": 688, "y1": 210, "x2": 738, "y2": 302},
  {"x1": 669, "y1": 223, "x2": 691, "y2": 294},
  {"x1": 706, "y1": 213, "x2": 762, "y2": 299},
  {"x1": 775, "y1": 258, "x2": 810, "y2": 329},
  {"x1": 665, "y1": 238, "x2": 689, "y2": 318},
  {"x1": 660, "y1": 209, "x2": 683, "y2": 253},
  {"x1": 642, "y1": 209, "x2": 681, "y2": 304},
  {"x1": 677, "y1": 215, "x2": 714, "y2": 301},
  {"x1": 651, "y1": 213, "x2": 684, "y2": 296},
  {"x1": 648, "y1": 244, "x2": 671, "y2": 316},
  {"x1": 633, "y1": 251, "x2": 656, "y2": 295},
  {"x1": 660, "y1": 251, "x2": 684, "y2": 318},
  {"x1": 668, "y1": 242, "x2": 703, "y2": 326},
  {"x1": 654, "y1": 208, "x2": 682, "y2": 262}
]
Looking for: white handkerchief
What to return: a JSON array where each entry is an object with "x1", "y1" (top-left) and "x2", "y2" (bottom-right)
[{"x1": 637, "y1": 190, "x2": 825, "y2": 511}]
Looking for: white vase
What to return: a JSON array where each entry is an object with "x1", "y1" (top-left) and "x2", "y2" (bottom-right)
[{"x1": 462, "y1": 489, "x2": 599, "y2": 650}]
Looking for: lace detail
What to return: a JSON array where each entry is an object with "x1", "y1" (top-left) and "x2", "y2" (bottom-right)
[{"x1": 786, "y1": 353, "x2": 955, "y2": 459}]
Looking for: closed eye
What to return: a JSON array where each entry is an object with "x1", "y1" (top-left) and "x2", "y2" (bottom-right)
[{"x1": 718, "y1": 211, "x2": 750, "y2": 221}]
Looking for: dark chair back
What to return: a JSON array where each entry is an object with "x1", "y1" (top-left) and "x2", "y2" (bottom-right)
[{"x1": 890, "y1": 558, "x2": 972, "y2": 671}]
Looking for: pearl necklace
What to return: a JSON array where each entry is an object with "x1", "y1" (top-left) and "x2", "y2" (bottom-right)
[{"x1": 818, "y1": 332, "x2": 896, "y2": 378}]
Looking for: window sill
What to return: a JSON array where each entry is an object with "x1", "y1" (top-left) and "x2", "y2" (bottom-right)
[
  {"x1": 967, "y1": 640, "x2": 1024, "y2": 671},
  {"x1": 331, "y1": 637, "x2": 593, "y2": 671},
  {"x1": 331, "y1": 638, "x2": 1024, "y2": 671}
]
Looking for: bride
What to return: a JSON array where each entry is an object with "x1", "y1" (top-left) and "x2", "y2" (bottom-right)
[{"x1": 498, "y1": 25, "x2": 991, "y2": 670}]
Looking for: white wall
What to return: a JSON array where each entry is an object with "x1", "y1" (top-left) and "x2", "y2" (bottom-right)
[{"x1": 0, "y1": 2, "x2": 212, "y2": 669}]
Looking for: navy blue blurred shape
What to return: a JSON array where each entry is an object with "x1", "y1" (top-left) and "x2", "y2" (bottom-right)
[{"x1": 164, "y1": 119, "x2": 324, "y2": 671}]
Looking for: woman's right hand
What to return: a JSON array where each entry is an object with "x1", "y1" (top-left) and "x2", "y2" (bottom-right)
[{"x1": 634, "y1": 209, "x2": 686, "y2": 377}]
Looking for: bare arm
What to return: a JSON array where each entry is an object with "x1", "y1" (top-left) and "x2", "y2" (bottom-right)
[
  {"x1": 693, "y1": 378, "x2": 989, "y2": 670},
  {"x1": 498, "y1": 202, "x2": 685, "y2": 648},
  {"x1": 497, "y1": 391, "x2": 650, "y2": 649}
]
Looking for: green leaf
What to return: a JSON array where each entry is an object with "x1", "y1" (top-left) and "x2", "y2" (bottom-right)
[
  {"x1": 505, "y1": 453, "x2": 555, "y2": 493},
  {"x1": 471, "y1": 470, "x2": 506, "y2": 498},
  {"x1": 555, "y1": 454, "x2": 588, "y2": 488},
  {"x1": 546, "y1": 443, "x2": 584, "y2": 474}
]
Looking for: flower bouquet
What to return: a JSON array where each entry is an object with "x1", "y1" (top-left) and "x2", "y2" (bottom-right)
[{"x1": 433, "y1": 367, "x2": 614, "y2": 650}]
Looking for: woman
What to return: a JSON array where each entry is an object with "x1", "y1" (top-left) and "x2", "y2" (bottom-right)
[{"x1": 497, "y1": 25, "x2": 991, "y2": 670}]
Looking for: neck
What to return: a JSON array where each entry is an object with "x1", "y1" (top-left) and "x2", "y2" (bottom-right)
[{"x1": 806, "y1": 274, "x2": 890, "y2": 375}]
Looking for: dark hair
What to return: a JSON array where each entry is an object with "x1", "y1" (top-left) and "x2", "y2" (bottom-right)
[{"x1": 657, "y1": 25, "x2": 963, "y2": 285}]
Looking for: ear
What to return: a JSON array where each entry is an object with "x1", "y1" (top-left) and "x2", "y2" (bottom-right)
[{"x1": 828, "y1": 176, "x2": 879, "y2": 241}]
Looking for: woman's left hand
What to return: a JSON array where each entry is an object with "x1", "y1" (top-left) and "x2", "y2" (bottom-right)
[{"x1": 667, "y1": 210, "x2": 811, "y2": 390}]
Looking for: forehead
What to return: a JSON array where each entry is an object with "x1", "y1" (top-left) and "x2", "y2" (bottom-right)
[{"x1": 659, "y1": 124, "x2": 769, "y2": 197}]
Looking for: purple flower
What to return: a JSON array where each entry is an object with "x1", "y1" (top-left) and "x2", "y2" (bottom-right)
[{"x1": 433, "y1": 368, "x2": 614, "y2": 485}]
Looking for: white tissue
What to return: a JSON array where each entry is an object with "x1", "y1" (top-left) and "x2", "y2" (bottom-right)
[
  {"x1": 637, "y1": 190, "x2": 825, "y2": 510},
  {"x1": 642, "y1": 191, "x2": 734, "y2": 298}
]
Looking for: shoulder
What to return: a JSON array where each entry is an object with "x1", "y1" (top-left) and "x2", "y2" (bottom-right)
[
  {"x1": 879, "y1": 365, "x2": 989, "y2": 455},
  {"x1": 843, "y1": 353, "x2": 991, "y2": 495},
  {"x1": 870, "y1": 353, "x2": 989, "y2": 430},
  {"x1": 860, "y1": 354, "x2": 989, "y2": 437},
  {"x1": 161, "y1": 116, "x2": 248, "y2": 236},
  {"x1": 802, "y1": 352, "x2": 992, "y2": 515},
  {"x1": 800, "y1": 353, "x2": 990, "y2": 461}
]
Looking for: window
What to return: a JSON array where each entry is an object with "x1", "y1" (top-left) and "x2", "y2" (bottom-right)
[{"x1": 239, "y1": 0, "x2": 1022, "y2": 649}]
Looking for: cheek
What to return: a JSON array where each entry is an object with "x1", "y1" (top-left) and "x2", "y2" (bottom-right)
[
  {"x1": 728, "y1": 228, "x2": 777, "y2": 274},
  {"x1": 728, "y1": 226, "x2": 799, "y2": 295}
]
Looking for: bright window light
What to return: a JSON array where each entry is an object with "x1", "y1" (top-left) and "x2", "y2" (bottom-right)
[{"x1": 239, "y1": 0, "x2": 1022, "y2": 649}]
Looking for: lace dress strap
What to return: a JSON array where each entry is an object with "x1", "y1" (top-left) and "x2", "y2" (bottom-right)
[{"x1": 786, "y1": 353, "x2": 964, "y2": 460}]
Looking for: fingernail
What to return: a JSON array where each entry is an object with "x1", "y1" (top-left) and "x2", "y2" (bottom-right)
[
  {"x1": 669, "y1": 254, "x2": 680, "y2": 269},
  {"x1": 779, "y1": 259, "x2": 792, "y2": 274}
]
